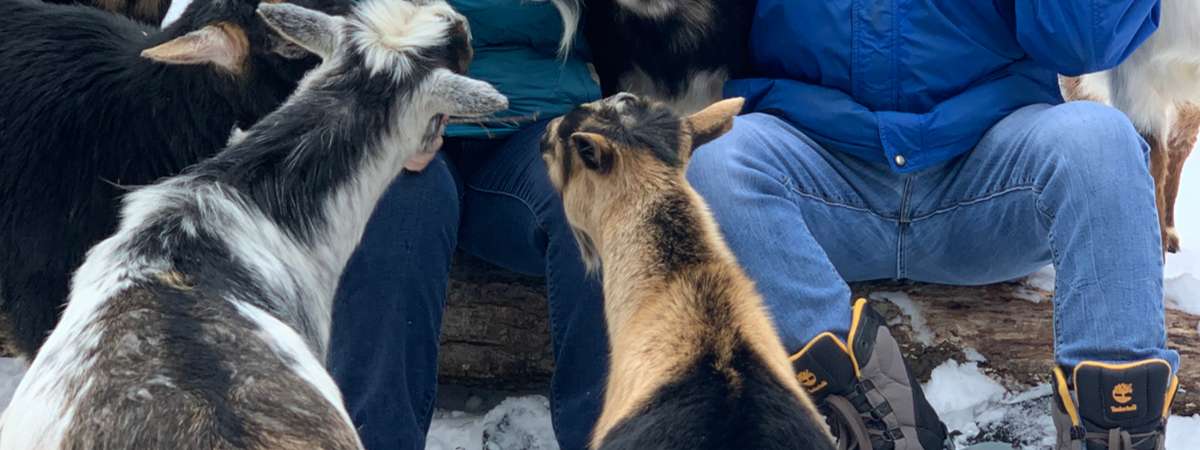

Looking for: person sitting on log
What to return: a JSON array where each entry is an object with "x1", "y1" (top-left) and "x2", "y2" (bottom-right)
[
  {"x1": 323, "y1": 1, "x2": 609, "y2": 449},
  {"x1": 684, "y1": 1, "x2": 1181, "y2": 450}
]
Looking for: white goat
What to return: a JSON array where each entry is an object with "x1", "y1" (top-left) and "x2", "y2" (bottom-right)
[{"x1": 1063, "y1": 0, "x2": 1200, "y2": 253}]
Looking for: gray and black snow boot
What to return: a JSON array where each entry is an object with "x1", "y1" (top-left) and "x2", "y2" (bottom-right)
[
  {"x1": 791, "y1": 299, "x2": 953, "y2": 450},
  {"x1": 1052, "y1": 360, "x2": 1179, "y2": 450}
]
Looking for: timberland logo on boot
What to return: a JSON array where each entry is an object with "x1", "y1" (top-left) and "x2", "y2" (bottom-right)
[
  {"x1": 797, "y1": 370, "x2": 827, "y2": 394},
  {"x1": 1111, "y1": 383, "x2": 1138, "y2": 413}
]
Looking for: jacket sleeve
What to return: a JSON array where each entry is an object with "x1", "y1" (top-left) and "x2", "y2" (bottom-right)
[{"x1": 1014, "y1": 0, "x2": 1160, "y2": 76}]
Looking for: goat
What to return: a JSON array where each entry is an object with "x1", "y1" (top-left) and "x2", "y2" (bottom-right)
[
  {"x1": 1061, "y1": 0, "x2": 1200, "y2": 253},
  {"x1": 0, "y1": 0, "x2": 506, "y2": 448},
  {"x1": 43, "y1": 0, "x2": 174, "y2": 25},
  {"x1": 0, "y1": 0, "x2": 348, "y2": 360},
  {"x1": 540, "y1": 93, "x2": 835, "y2": 450},
  {"x1": 584, "y1": 0, "x2": 756, "y2": 115}
]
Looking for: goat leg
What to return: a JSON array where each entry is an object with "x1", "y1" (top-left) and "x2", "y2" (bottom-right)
[
  {"x1": 1148, "y1": 133, "x2": 1171, "y2": 255},
  {"x1": 1164, "y1": 104, "x2": 1200, "y2": 253}
]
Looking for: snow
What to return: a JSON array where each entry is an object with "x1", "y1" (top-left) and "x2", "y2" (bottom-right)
[
  {"x1": 923, "y1": 361, "x2": 1200, "y2": 450},
  {"x1": 870, "y1": 291, "x2": 935, "y2": 345},
  {"x1": 1167, "y1": 415, "x2": 1200, "y2": 450},
  {"x1": 426, "y1": 396, "x2": 559, "y2": 450},
  {"x1": 1161, "y1": 152, "x2": 1200, "y2": 315},
  {"x1": 923, "y1": 361, "x2": 1009, "y2": 445},
  {"x1": 1021, "y1": 266, "x2": 1057, "y2": 295}
]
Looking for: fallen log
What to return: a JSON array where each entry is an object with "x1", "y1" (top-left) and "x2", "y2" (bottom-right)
[
  {"x1": 1, "y1": 256, "x2": 1194, "y2": 414},
  {"x1": 438, "y1": 256, "x2": 1200, "y2": 415}
]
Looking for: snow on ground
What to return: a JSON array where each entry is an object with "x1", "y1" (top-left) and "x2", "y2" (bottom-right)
[
  {"x1": 423, "y1": 373, "x2": 1200, "y2": 450},
  {"x1": 870, "y1": 291, "x2": 935, "y2": 345},
  {"x1": 1165, "y1": 154, "x2": 1200, "y2": 315},
  {"x1": 923, "y1": 360, "x2": 1011, "y2": 446},
  {"x1": 427, "y1": 396, "x2": 558, "y2": 450}
]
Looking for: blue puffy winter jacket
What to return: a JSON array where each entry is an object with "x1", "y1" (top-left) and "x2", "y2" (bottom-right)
[{"x1": 728, "y1": 0, "x2": 1161, "y2": 173}]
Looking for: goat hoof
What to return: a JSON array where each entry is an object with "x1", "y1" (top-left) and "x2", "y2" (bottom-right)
[{"x1": 1166, "y1": 229, "x2": 1182, "y2": 253}]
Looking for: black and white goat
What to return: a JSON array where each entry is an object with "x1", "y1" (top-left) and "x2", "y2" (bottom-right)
[
  {"x1": 0, "y1": 0, "x2": 347, "y2": 360},
  {"x1": 0, "y1": 0, "x2": 505, "y2": 447},
  {"x1": 584, "y1": 0, "x2": 756, "y2": 114}
]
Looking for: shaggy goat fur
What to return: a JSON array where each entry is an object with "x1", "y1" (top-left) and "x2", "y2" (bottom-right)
[
  {"x1": 541, "y1": 94, "x2": 834, "y2": 450},
  {"x1": 0, "y1": 0, "x2": 347, "y2": 360},
  {"x1": 0, "y1": 0, "x2": 507, "y2": 448},
  {"x1": 44, "y1": 0, "x2": 174, "y2": 25},
  {"x1": 1061, "y1": 0, "x2": 1200, "y2": 253},
  {"x1": 585, "y1": 0, "x2": 755, "y2": 114}
]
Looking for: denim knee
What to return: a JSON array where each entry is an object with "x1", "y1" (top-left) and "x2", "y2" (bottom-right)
[
  {"x1": 686, "y1": 116, "x2": 778, "y2": 203},
  {"x1": 1030, "y1": 102, "x2": 1151, "y2": 184},
  {"x1": 367, "y1": 159, "x2": 461, "y2": 249}
]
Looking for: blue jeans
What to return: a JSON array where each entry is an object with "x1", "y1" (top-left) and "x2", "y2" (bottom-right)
[
  {"x1": 328, "y1": 122, "x2": 607, "y2": 450},
  {"x1": 687, "y1": 102, "x2": 1180, "y2": 371}
]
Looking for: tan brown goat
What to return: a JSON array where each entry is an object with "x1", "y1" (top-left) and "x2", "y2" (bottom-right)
[{"x1": 541, "y1": 93, "x2": 835, "y2": 450}]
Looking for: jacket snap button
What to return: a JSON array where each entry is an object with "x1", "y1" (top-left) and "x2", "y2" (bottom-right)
[{"x1": 894, "y1": 155, "x2": 907, "y2": 167}]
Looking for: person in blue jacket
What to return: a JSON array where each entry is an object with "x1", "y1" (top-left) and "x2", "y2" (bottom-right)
[
  {"x1": 326, "y1": 1, "x2": 606, "y2": 449},
  {"x1": 685, "y1": 1, "x2": 1180, "y2": 449}
]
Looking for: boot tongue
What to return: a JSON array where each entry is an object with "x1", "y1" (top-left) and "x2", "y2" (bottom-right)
[
  {"x1": 1072, "y1": 362, "x2": 1171, "y2": 435},
  {"x1": 791, "y1": 333, "x2": 858, "y2": 402}
]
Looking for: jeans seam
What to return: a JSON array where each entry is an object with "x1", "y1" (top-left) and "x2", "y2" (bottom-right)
[
  {"x1": 908, "y1": 185, "x2": 1053, "y2": 223},
  {"x1": 464, "y1": 183, "x2": 570, "y2": 429},
  {"x1": 544, "y1": 236, "x2": 567, "y2": 431},
  {"x1": 457, "y1": 180, "x2": 572, "y2": 425},
  {"x1": 780, "y1": 176, "x2": 898, "y2": 221}
]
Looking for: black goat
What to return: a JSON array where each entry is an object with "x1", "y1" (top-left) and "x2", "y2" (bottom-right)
[
  {"x1": 42, "y1": 0, "x2": 175, "y2": 25},
  {"x1": 0, "y1": 0, "x2": 346, "y2": 360},
  {"x1": 585, "y1": 0, "x2": 756, "y2": 114}
]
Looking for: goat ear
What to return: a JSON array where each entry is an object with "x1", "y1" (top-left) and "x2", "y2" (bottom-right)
[
  {"x1": 256, "y1": 3, "x2": 343, "y2": 59},
  {"x1": 570, "y1": 132, "x2": 617, "y2": 174},
  {"x1": 685, "y1": 97, "x2": 745, "y2": 156},
  {"x1": 141, "y1": 23, "x2": 249, "y2": 73},
  {"x1": 429, "y1": 69, "x2": 509, "y2": 117}
]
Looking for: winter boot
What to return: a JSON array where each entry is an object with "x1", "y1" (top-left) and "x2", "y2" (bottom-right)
[
  {"x1": 1052, "y1": 359, "x2": 1179, "y2": 450},
  {"x1": 791, "y1": 299, "x2": 953, "y2": 450}
]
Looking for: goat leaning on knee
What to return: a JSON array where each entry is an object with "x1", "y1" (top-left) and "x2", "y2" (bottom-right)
[
  {"x1": 541, "y1": 93, "x2": 835, "y2": 450},
  {"x1": 0, "y1": 1, "x2": 506, "y2": 448}
]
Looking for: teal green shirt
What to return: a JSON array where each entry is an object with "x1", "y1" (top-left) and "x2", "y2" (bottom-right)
[{"x1": 444, "y1": 0, "x2": 601, "y2": 138}]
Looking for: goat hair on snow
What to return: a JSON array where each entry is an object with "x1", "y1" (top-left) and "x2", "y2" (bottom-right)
[
  {"x1": 585, "y1": 0, "x2": 755, "y2": 114},
  {"x1": 0, "y1": 0, "x2": 348, "y2": 360},
  {"x1": 0, "y1": 0, "x2": 506, "y2": 448}
]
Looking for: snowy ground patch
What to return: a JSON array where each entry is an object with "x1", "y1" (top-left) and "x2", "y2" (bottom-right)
[
  {"x1": 923, "y1": 360, "x2": 1009, "y2": 445},
  {"x1": 427, "y1": 396, "x2": 559, "y2": 450},
  {"x1": 870, "y1": 291, "x2": 935, "y2": 345},
  {"x1": 1161, "y1": 155, "x2": 1200, "y2": 314}
]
